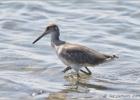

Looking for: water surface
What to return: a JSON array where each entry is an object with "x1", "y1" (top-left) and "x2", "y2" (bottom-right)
[{"x1": 0, "y1": 0, "x2": 140, "y2": 99}]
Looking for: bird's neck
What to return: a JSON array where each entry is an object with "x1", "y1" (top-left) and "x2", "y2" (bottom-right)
[{"x1": 51, "y1": 31, "x2": 65, "y2": 46}]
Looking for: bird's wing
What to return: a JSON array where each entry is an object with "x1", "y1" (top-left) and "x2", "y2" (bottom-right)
[{"x1": 60, "y1": 43, "x2": 107, "y2": 65}]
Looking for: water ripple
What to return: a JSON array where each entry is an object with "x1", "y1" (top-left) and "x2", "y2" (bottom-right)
[{"x1": 0, "y1": 0, "x2": 140, "y2": 99}]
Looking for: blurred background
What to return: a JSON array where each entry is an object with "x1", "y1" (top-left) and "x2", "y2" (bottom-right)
[{"x1": 0, "y1": 0, "x2": 140, "y2": 99}]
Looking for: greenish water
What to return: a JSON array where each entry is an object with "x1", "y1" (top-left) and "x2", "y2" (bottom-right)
[{"x1": 0, "y1": 0, "x2": 140, "y2": 100}]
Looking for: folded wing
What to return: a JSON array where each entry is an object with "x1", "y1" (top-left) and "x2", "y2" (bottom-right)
[{"x1": 60, "y1": 44, "x2": 109, "y2": 66}]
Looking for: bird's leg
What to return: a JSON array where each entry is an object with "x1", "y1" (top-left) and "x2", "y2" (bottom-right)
[
  {"x1": 80, "y1": 67, "x2": 92, "y2": 75},
  {"x1": 76, "y1": 73, "x2": 80, "y2": 85},
  {"x1": 85, "y1": 67, "x2": 92, "y2": 75},
  {"x1": 63, "y1": 66, "x2": 92, "y2": 76},
  {"x1": 62, "y1": 66, "x2": 72, "y2": 73}
]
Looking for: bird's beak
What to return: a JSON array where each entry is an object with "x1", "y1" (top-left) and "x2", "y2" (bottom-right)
[{"x1": 32, "y1": 30, "x2": 49, "y2": 44}]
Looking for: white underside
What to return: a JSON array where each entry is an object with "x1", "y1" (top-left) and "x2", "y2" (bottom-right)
[
  {"x1": 53, "y1": 44, "x2": 82, "y2": 73},
  {"x1": 59, "y1": 55, "x2": 81, "y2": 73}
]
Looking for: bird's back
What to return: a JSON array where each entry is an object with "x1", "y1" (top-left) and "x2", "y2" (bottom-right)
[{"x1": 57, "y1": 43, "x2": 111, "y2": 66}]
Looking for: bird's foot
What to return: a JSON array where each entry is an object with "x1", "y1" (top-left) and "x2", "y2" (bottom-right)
[{"x1": 76, "y1": 73, "x2": 80, "y2": 84}]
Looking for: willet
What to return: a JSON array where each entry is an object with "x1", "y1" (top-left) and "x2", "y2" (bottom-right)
[{"x1": 33, "y1": 24, "x2": 118, "y2": 83}]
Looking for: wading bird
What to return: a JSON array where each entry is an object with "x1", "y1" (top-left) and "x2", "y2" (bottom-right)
[{"x1": 33, "y1": 23, "x2": 118, "y2": 83}]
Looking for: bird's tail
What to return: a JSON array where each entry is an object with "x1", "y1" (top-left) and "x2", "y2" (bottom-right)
[{"x1": 104, "y1": 54, "x2": 118, "y2": 60}]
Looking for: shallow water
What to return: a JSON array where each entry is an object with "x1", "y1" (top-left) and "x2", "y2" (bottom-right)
[{"x1": 0, "y1": 0, "x2": 140, "y2": 100}]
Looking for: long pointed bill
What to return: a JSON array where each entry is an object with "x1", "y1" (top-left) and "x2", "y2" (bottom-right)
[{"x1": 32, "y1": 31, "x2": 48, "y2": 44}]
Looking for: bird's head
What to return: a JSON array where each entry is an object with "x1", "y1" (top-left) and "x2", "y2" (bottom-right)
[{"x1": 32, "y1": 23, "x2": 59, "y2": 44}]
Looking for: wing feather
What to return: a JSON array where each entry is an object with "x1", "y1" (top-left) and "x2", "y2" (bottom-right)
[{"x1": 60, "y1": 43, "x2": 107, "y2": 65}]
